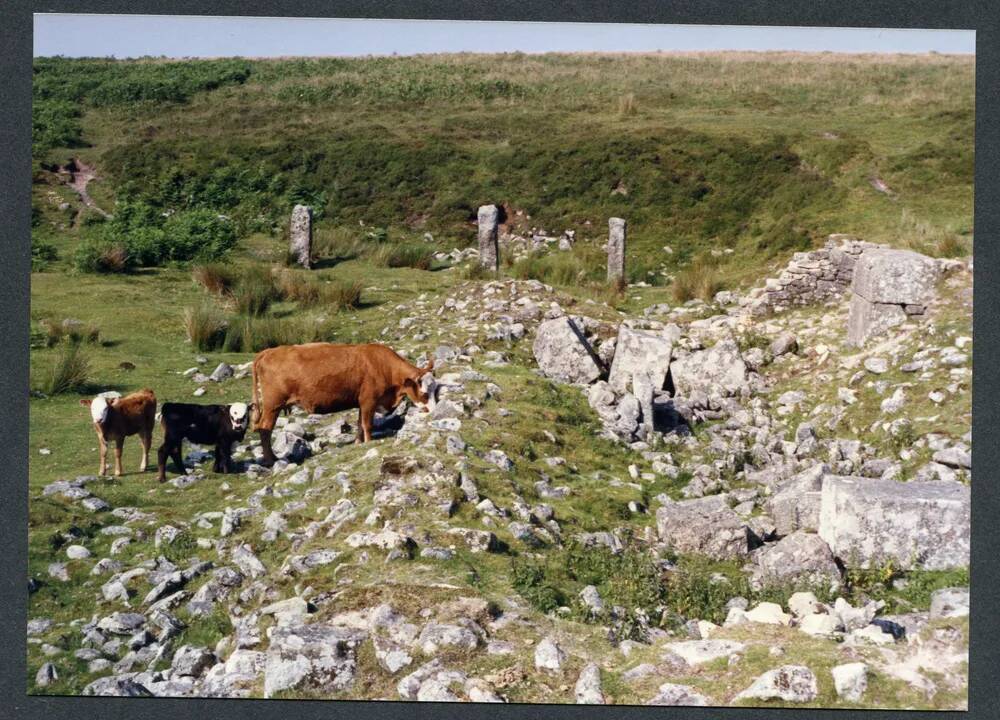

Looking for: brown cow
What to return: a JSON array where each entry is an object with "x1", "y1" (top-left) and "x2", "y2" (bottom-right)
[
  {"x1": 79, "y1": 389, "x2": 157, "y2": 476},
  {"x1": 251, "y1": 343, "x2": 437, "y2": 465}
]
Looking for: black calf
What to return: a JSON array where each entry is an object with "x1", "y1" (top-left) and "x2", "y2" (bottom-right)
[{"x1": 157, "y1": 402, "x2": 249, "y2": 482}]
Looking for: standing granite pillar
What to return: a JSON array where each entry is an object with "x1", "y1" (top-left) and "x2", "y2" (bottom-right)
[
  {"x1": 289, "y1": 204, "x2": 313, "y2": 269},
  {"x1": 608, "y1": 217, "x2": 626, "y2": 284},
  {"x1": 477, "y1": 204, "x2": 500, "y2": 272}
]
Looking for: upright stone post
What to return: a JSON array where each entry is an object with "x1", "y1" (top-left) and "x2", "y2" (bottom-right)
[
  {"x1": 477, "y1": 204, "x2": 500, "y2": 272},
  {"x1": 289, "y1": 204, "x2": 313, "y2": 269},
  {"x1": 607, "y1": 217, "x2": 626, "y2": 284}
]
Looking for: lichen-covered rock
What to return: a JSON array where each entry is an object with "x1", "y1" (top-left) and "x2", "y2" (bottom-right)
[
  {"x1": 847, "y1": 248, "x2": 940, "y2": 346},
  {"x1": 832, "y1": 662, "x2": 868, "y2": 702},
  {"x1": 534, "y1": 636, "x2": 566, "y2": 671},
  {"x1": 263, "y1": 624, "x2": 367, "y2": 697},
  {"x1": 656, "y1": 496, "x2": 751, "y2": 560},
  {"x1": 818, "y1": 476, "x2": 970, "y2": 570},
  {"x1": 851, "y1": 248, "x2": 940, "y2": 307},
  {"x1": 574, "y1": 662, "x2": 605, "y2": 704},
  {"x1": 930, "y1": 587, "x2": 970, "y2": 619},
  {"x1": 734, "y1": 665, "x2": 818, "y2": 703},
  {"x1": 664, "y1": 639, "x2": 745, "y2": 666},
  {"x1": 670, "y1": 337, "x2": 748, "y2": 397},
  {"x1": 607, "y1": 326, "x2": 673, "y2": 393},
  {"x1": 532, "y1": 316, "x2": 603, "y2": 384},
  {"x1": 647, "y1": 682, "x2": 711, "y2": 706},
  {"x1": 754, "y1": 532, "x2": 841, "y2": 588}
]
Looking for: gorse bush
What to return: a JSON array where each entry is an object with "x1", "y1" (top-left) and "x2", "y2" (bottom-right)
[{"x1": 74, "y1": 203, "x2": 237, "y2": 273}]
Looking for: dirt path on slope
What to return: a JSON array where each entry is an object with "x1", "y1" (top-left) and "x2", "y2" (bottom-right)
[{"x1": 62, "y1": 158, "x2": 111, "y2": 219}]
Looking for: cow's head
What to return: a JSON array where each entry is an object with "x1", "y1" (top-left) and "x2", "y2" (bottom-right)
[
  {"x1": 80, "y1": 396, "x2": 110, "y2": 424},
  {"x1": 229, "y1": 402, "x2": 250, "y2": 433},
  {"x1": 402, "y1": 359, "x2": 438, "y2": 413}
]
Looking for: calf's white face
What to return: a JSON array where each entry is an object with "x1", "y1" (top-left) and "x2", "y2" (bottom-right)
[
  {"x1": 419, "y1": 373, "x2": 439, "y2": 413},
  {"x1": 90, "y1": 396, "x2": 110, "y2": 424},
  {"x1": 229, "y1": 402, "x2": 249, "y2": 431}
]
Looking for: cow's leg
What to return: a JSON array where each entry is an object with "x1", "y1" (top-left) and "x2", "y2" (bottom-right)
[
  {"x1": 113, "y1": 437, "x2": 124, "y2": 477},
  {"x1": 359, "y1": 401, "x2": 376, "y2": 443},
  {"x1": 256, "y1": 405, "x2": 281, "y2": 466},
  {"x1": 172, "y1": 443, "x2": 186, "y2": 475},
  {"x1": 156, "y1": 441, "x2": 169, "y2": 483},
  {"x1": 355, "y1": 408, "x2": 365, "y2": 444},
  {"x1": 97, "y1": 432, "x2": 108, "y2": 476},
  {"x1": 139, "y1": 429, "x2": 151, "y2": 472},
  {"x1": 213, "y1": 442, "x2": 225, "y2": 473}
]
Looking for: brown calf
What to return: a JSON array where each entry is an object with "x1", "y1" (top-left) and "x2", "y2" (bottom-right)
[
  {"x1": 251, "y1": 343, "x2": 436, "y2": 465},
  {"x1": 80, "y1": 389, "x2": 157, "y2": 476}
]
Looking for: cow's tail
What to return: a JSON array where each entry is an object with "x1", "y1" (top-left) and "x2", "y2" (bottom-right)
[{"x1": 251, "y1": 355, "x2": 262, "y2": 430}]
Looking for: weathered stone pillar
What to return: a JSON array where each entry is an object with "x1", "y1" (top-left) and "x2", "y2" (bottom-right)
[
  {"x1": 289, "y1": 204, "x2": 312, "y2": 269},
  {"x1": 608, "y1": 217, "x2": 626, "y2": 284},
  {"x1": 477, "y1": 204, "x2": 500, "y2": 272}
]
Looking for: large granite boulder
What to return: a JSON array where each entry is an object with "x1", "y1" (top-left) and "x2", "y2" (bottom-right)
[
  {"x1": 753, "y1": 532, "x2": 841, "y2": 588},
  {"x1": 818, "y1": 476, "x2": 969, "y2": 570},
  {"x1": 847, "y1": 248, "x2": 939, "y2": 346},
  {"x1": 656, "y1": 495, "x2": 752, "y2": 560},
  {"x1": 607, "y1": 327, "x2": 673, "y2": 393},
  {"x1": 670, "y1": 337, "x2": 748, "y2": 397},
  {"x1": 533, "y1": 316, "x2": 604, "y2": 384},
  {"x1": 264, "y1": 624, "x2": 368, "y2": 697}
]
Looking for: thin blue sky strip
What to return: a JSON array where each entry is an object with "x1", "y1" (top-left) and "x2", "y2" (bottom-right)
[{"x1": 33, "y1": 14, "x2": 975, "y2": 58}]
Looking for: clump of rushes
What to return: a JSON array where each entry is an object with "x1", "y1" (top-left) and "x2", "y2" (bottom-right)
[
  {"x1": 38, "y1": 342, "x2": 91, "y2": 395},
  {"x1": 183, "y1": 303, "x2": 227, "y2": 351}
]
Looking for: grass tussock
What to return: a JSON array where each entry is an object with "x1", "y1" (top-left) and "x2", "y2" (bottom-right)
[
  {"x1": 191, "y1": 262, "x2": 238, "y2": 296},
  {"x1": 898, "y1": 208, "x2": 971, "y2": 258},
  {"x1": 618, "y1": 92, "x2": 638, "y2": 116},
  {"x1": 671, "y1": 253, "x2": 725, "y2": 303},
  {"x1": 221, "y1": 315, "x2": 335, "y2": 353},
  {"x1": 37, "y1": 343, "x2": 91, "y2": 395},
  {"x1": 39, "y1": 318, "x2": 101, "y2": 347},
  {"x1": 183, "y1": 303, "x2": 227, "y2": 351},
  {"x1": 368, "y1": 243, "x2": 435, "y2": 270}
]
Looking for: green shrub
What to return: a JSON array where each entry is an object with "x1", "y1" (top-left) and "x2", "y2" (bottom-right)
[
  {"x1": 31, "y1": 238, "x2": 58, "y2": 271},
  {"x1": 73, "y1": 236, "x2": 132, "y2": 273},
  {"x1": 511, "y1": 557, "x2": 564, "y2": 614},
  {"x1": 162, "y1": 209, "x2": 238, "y2": 262}
]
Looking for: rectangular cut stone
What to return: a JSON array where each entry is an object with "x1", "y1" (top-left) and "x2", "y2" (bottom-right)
[
  {"x1": 289, "y1": 205, "x2": 312, "y2": 269},
  {"x1": 818, "y1": 476, "x2": 970, "y2": 570},
  {"x1": 607, "y1": 217, "x2": 626, "y2": 283},
  {"x1": 846, "y1": 294, "x2": 908, "y2": 347},
  {"x1": 607, "y1": 327, "x2": 673, "y2": 393},
  {"x1": 851, "y1": 248, "x2": 939, "y2": 305},
  {"x1": 477, "y1": 204, "x2": 500, "y2": 271}
]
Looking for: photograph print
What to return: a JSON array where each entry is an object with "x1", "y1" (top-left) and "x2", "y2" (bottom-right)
[{"x1": 27, "y1": 12, "x2": 973, "y2": 709}]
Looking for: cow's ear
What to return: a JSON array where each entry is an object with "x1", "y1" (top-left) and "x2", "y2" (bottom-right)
[
  {"x1": 420, "y1": 358, "x2": 434, "y2": 375},
  {"x1": 79, "y1": 399, "x2": 92, "y2": 407}
]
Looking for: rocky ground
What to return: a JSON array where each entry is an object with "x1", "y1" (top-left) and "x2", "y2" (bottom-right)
[{"x1": 27, "y1": 239, "x2": 971, "y2": 709}]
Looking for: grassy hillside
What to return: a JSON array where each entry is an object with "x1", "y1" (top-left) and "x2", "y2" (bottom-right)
[{"x1": 32, "y1": 52, "x2": 973, "y2": 286}]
